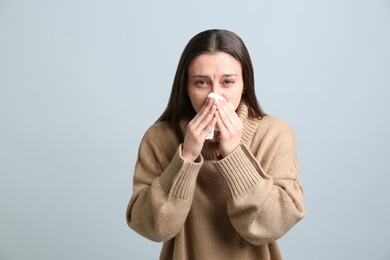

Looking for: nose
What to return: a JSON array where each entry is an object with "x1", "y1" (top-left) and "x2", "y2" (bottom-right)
[{"x1": 211, "y1": 83, "x2": 222, "y2": 96}]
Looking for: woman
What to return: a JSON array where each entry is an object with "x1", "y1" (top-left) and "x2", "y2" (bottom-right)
[{"x1": 126, "y1": 29, "x2": 305, "y2": 260}]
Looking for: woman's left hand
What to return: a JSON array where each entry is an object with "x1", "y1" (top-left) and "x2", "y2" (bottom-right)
[{"x1": 215, "y1": 98, "x2": 243, "y2": 157}]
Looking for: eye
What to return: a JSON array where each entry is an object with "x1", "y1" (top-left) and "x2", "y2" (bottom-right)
[
  {"x1": 223, "y1": 79, "x2": 235, "y2": 86},
  {"x1": 195, "y1": 79, "x2": 209, "y2": 87}
]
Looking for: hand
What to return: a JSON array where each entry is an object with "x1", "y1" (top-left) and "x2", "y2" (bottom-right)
[
  {"x1": 215, "y1": 98, "x2": 243, "y2": 157},
  {"x1": 182, "y1": 98, "x2": 217, "y2": 161}
]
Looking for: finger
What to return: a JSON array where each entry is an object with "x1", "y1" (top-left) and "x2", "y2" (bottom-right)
[
  {"x1": 190, "y1": 101, "x2": 217, "y2": 136},
  {"x1": 201, "y1": 116, "x2": 217, "y2": 138},
  {"x1": 198, "y1": 103, "x2": 217, "y2": 131},
  {"x1": 216, "y1": 100, "x2": 235, "y2": 130},
  {"x1": 215, "y1": 111, "x2": 226, "y2": 133},
  {"x1": 192, "y1": 98, "x2": 214, "y2": 124}
]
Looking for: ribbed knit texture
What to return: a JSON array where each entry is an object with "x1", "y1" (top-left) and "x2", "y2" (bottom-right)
[
  {"x1": 159, "y1": 145, "x2": 202, "y2": 199},
  {"x1": 127, "y1": 102, "x2": 305, "y2": 260},
  {"x1": 215, "y1": 145, "x2": 262, "y2": 198}
]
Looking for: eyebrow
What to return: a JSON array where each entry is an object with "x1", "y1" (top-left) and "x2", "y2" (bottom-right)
[
  {"x1": 222, "y1": 73, "x2": 239, "y2": 77},
  {"x1": 191, "y1": 73, "x2": 239, "y2": 78}
]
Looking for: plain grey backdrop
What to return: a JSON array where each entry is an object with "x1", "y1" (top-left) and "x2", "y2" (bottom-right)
[{"x1": 1, "y1": 0, "x2": 389, "y2": 259}]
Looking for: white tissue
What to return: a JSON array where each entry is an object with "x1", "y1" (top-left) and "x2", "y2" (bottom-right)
[
  {"x1": 207, "y1": 92, "x2": 223, "y2": 103},
  {"x1": 205, "y1": 93, "x2": 234, "y2": 140},
  {"x1": 205, "y1": 93, "x2": 222, "y2": 140}
]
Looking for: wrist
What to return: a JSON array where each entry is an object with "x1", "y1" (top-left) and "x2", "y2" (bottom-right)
[
  {"x1": 181, "y1": 146, "x2": 200, "y2": 162},
  {"x1": 219, "y1": 144, "x2": 239, "y2": 158}
]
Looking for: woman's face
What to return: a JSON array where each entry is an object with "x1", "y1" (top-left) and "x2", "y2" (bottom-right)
[{"x1": 187, "y1": 52, "x2": 244, "y2": 113}]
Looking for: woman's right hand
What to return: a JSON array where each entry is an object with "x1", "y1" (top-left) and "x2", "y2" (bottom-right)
[{"x1": 182, "y1": 98, "x2": 217, "y2": 161}]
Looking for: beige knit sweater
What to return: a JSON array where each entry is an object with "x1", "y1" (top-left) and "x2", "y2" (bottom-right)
[{"x1": 126, "y1": 102, "x2": 305, "y2": 260}]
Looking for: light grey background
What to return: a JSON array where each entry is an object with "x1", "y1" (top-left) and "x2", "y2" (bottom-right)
[{"x1": 1, "y1": 0, "x2": 389, "y2": 259}]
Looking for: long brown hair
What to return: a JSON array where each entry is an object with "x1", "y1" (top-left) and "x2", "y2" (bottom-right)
[{"x1": 157, "y1": 29, "x2": 266, "y2": 122}]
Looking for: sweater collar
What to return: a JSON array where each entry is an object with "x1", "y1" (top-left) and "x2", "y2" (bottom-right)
[{"x1": 179, "y1": 101, "x2": 259, "y2": 160}]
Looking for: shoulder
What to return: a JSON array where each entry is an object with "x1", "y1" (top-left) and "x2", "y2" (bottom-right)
[
  {"x1": 141, "y1": 121, "x2": 180, "y2": 150},
  {"x1": 251, "y1": 115, "x2": 295, "y2": 142},
  {"x1": 136, "y1": 121, "x2": 180, "y2": 168},
  {"x1": 258, "y1": 115, "x2": 292, "y2": 132},
  {"x1": 247, "y1": 116, "x2": 297, "y2": 161},
  {"x1": 142, "y1": 121, "x2": 176, "y2": 140},
  {"x1": 144, "y1": 121, "x2": 173, "y2": 135}
]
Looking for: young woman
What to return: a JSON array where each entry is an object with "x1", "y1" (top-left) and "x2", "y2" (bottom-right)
[{"x1": 126, "y1": 29, "x2": 305, "y2": 260}]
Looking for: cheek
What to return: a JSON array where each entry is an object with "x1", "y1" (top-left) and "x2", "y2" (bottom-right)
[
  {"x1": 224, "y1": 88, "x2": 244, "y2": 109},
  {"x1": 188, "y1": 92, "x2": 207, "y2": 113},
  {"x1": 231, "y1": 96, "x2": 242, "y2": 110},
  {"x1": 192, "y1": 101, "x2": 202, "y2": 113}
]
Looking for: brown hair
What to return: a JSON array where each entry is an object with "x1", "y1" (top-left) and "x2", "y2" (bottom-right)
[{"x1": 157, "y1": 29, "x2": 266, "y2": 122}]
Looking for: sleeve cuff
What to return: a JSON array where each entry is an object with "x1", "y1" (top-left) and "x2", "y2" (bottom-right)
[
  {"x1": 214, "y1": 145, "x2": 262, "y2": 199},
  {"x1": 159, "y1": 144, "x2": 202, "y2": 199}
]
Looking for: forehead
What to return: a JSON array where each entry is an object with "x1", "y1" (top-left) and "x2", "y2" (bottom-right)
[{"x1": 188, "y1": 52, "x2": 242, "y2": 74}]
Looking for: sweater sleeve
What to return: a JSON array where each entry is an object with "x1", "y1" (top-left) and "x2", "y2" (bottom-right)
[
  {"x1": 214, "y1": 123, "x2": 305, "y2": 246},
  {"x1": 126, "y1": 132, "x2": 202, "y2": 242}
]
